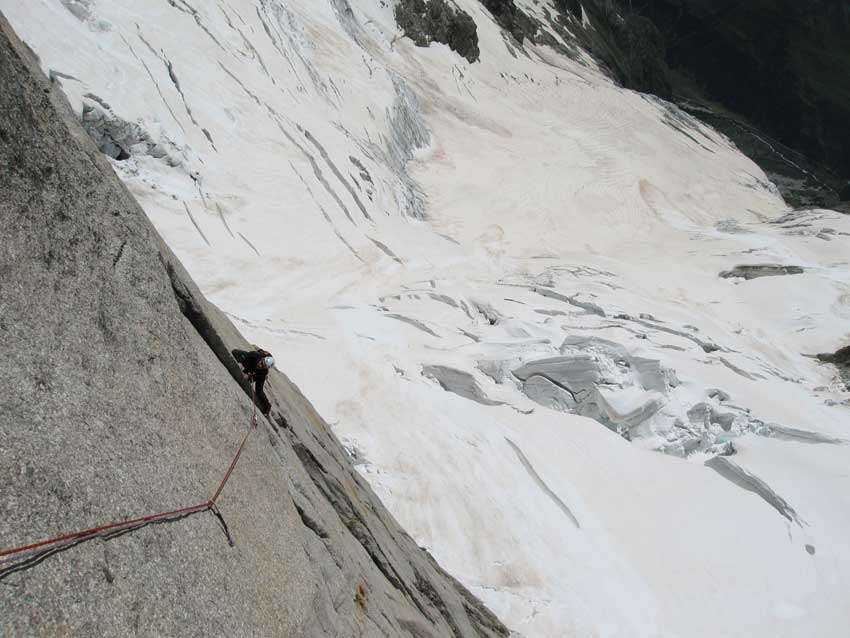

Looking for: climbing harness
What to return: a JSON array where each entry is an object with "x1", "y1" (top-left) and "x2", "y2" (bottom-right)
[{"x1": 0, "y1": 384, "x2": 261, "y2": 579}]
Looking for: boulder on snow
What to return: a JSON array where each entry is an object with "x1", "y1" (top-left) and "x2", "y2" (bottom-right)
[
  {"x1": 719, "y1": 264, "x2": 805, "y2": 280},
  {"x1": 817, "y1": 344, "x2": 850, "y2": 386},
  {"x1": 817, "y1": 345, "x2": 850, "y2": 366}
]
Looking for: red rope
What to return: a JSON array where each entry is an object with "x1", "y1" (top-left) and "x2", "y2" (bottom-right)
[
  {"x1": 210, "y1": 384, "x2": 257, "y2": 503},
  {"x1": 0, "y1": 381, "x2": 260, "y2": 570}
]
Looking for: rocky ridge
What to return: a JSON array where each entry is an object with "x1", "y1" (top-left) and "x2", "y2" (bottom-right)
[{"x1": 395, "y1": 0, "x2": 480, "y2": 63}]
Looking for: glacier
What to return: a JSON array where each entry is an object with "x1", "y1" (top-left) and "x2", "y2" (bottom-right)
[{"x1": 3, "y1": 0, "x2": 849, "y2": 636}]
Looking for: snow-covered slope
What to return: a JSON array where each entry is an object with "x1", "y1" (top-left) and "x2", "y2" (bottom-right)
[{"x1": 5, "y1": 1, "x2": 849, "y2": 635}]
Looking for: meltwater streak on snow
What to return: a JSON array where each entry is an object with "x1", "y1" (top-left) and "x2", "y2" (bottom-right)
[{"x1": 5, "y1": 0, "x2": 850, "y2": 636}]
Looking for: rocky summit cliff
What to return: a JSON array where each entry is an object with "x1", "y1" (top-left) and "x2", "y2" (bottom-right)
[{"x1": 0, "y1": 14, "x2": 507, "y2": 638}]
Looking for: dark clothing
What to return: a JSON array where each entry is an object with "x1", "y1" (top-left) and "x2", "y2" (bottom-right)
[{"x1": 232, "y1": 349, "x2": 271, "y2": 415}]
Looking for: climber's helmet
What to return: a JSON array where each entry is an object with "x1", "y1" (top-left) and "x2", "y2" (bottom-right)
[{"x1": 261, "y1": 355, "x2": 275, "y2": 370}]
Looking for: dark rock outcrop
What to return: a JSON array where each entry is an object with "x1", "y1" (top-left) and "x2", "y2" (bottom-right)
[
  {"x1": 478, "y1": 0, "x2": 537, "y2": 44},
  {"x1": 817, "y1": 345, "x2": 850, "y2": 385},
  {"x1": 554, "y1": 0, "x2": 582, "y2": 19},
  {"x1": 545, "y1": 0, "x2": 849, "y2": 207},
  {"x1": 552, "y1": 0, "x2": 672, "y2": 98},
  {"x1": 719, "y1": 264, "x2": 805, "y2": 280},
  {"x1": 633, "y1": 0, "x2": 850, "y2": 185},
  {"x1": 395, "y1": 0, "x2": 480, "y2": 63},
  {"x1": 0, "y1": 13, "x2": 507, "y2": 638},
  {"x1": 820, "y1": 345, "x2": 850, "y2": 367}
]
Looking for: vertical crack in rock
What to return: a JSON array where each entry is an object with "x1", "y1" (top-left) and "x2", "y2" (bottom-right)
[
  {"x1": 162, "y1": 242, "x2": 507, "y2": 636},
  {"x1": 505, "y1": 438, "x2": 581, "y2": 528},
  {"x1": 112, "y1": 240, "x2": 127, "y2": 268},
  {"x1": 293, "y1": 501, "x2": 330, "y2": 539},
  {"x1": 287, "y1": 442, "x2": 437, "y2": 625},
  {"x1": 414, "y1": 570, "x2": 464, "y2": 638}
]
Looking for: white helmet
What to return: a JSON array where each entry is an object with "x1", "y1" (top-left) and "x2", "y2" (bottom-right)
[{"x1": 262, "y1": 355, "x2": 275, "y2": 369}]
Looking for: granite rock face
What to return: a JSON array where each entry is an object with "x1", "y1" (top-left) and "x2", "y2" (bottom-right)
[{"x1": 0, "y1": 14, "x2": 507, "y2": 638}]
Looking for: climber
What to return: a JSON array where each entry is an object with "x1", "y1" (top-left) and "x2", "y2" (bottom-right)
[{"x1": 231, "y1": 348, "x2": 275, "y2": 417}]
